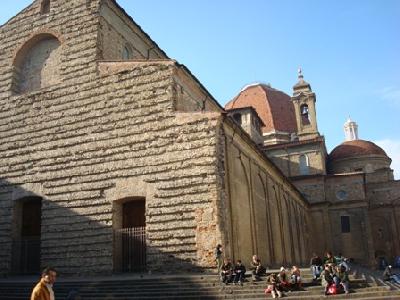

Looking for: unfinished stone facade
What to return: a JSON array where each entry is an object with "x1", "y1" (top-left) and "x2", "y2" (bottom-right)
[{"x1": 0, "y1": 0, "x2": 311, "y2": 276}]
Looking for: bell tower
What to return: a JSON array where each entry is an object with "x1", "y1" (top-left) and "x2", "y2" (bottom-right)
[{"x1": 291, "y1": 69, "x2": 319, "y2": 140}]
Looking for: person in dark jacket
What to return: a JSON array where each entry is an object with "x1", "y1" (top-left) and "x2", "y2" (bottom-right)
[
  {"x1": 233, "y1": 260, "x2": 246, "y2": 285},
  {"x1": 310, "y1": 253, "x2": 323, "y2": 280},
  {"x1": 220, "y1": 258, "x2": 233, "y2": 284},
  {"x1": 324, "y1": 251, "x2": 337, "y2": 267},
  {"x1": 250, "y1": 255, "x2": 266, "y2": 281}
]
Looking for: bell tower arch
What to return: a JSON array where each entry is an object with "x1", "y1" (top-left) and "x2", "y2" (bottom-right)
[{"x1": 291, "y1": 69, "x2": 319, "y2": 140}]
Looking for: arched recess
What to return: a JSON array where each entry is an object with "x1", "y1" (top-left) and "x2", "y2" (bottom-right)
[
  {"x1": 228, "y1": 147, "x2": 253, "y2": 262},
  {"x1": 12, "y1": 33, "x2": 62, "y2": 94},
  {"x1": 122, "y1": 43, "x2": 133, "y2": 60},
  {"x1": 253, "y1": 171, "x2": 271, "y2": 265},
  {"x1": 269, "y1": 181, "x2": 284, "y2": 266}
]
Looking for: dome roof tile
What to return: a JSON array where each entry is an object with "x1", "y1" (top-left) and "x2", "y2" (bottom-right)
[{"x1": 329, "y1": 140, "x2": 388, "y2": 161}]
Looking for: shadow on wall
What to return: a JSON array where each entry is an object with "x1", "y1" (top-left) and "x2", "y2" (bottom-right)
[
  {"x1": 269, "y1": 156, "x2": 322, "y2": 178},
  {"x1": 1, "y1": 181, "x2": 212, "y2": 278}
]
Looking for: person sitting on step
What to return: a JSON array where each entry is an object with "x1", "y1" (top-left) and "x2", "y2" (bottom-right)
[
  {"x1": 220, "y1": 258, "x2": 233, "y2": 284},
  {"x1": 310, "y1": 253, "x2": 323, "y2": 280},
  {"x1": 233, "y1": 260, "x2": 246, "y2": 285},
  {"x1": 250, "y1": 254, "x2": 266, "y2": 281},
  {"x1": 290, "y1": 265, "x2": 302, "y2": 289},
  {"x1": 332, "y1": 265, "x2": 341, "y2": 288},
  {"x1": 324, "y1": 251, "x2": 337, "y2": 267},
  {"x1": 337, "y1": 265, "x2": 350, "y2": 294},
  {"x1": 278, "y1": 267, "x2": 290, "y2": 291},
  {"x1": 321, "y1": 265, "x2": 334, "y2": 296},
  {"x1": 265, "y1": 273, "x2": 283, "y2": 298}
]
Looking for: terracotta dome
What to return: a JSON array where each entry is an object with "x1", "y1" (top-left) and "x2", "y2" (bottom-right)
[
  {"x1": 329, "y1": 140, "x2": 388, "y2": 161},
  {"x1": 225, "y1": 83, "x2": 297, "y2": 134}
]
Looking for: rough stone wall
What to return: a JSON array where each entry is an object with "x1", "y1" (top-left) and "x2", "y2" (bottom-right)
[
  {"x1": 265, "y1": 142, "x2": 326, "y2": 177},
  {"x1": 328, "y1": 207, "x2": 373, "y2": 263},
  {"x1": 329, "y1": 156, "x2": 392, "y2": 175},
  {"x1": 99, "y1": 17, "x2": 143, "y2": 60},
  {"x1": 365, "y1": 168, "x2": 394, "y2": 183},
  {"x1": 367, "y1": 180, "x2": 400, "y2": 206},
  {"x1": 0, "y1": 0, "x2": 102, "y2": 98},
  {"x1": 220, "y1": 121, "x2": 310, "y2": 267},
  {"x1": 173, "y1": 67, "x2": 221, "y2": 113},
  {"x1": 367, "y1": 180, "x2": 400, "y2": 262},
  {"x1": 0, "y1": 61, "x2": 222, "y2": 275},
  {"x1": 292, "y1": 176, "x2": 325, "y2": 204},
  {"x1": 325, "y1": 174, "x2": 365, "y2": 203},
  {"x1": 98, "y1": 0, "x2": 166, "y2": 61}
]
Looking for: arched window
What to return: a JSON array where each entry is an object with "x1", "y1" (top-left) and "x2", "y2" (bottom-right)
[
  {"x1": 40, "y1": 0, "x2": 50, "y2": 14},
  {"x1": 300, "y1": 104, "x2": 310, "y2": 125},
  {"x1": 299, "y1": 154, "x2": 310, "y2": 175},
  {"x1": 13, "y1": 34, "x2": 62, "y2": 94},
  {"x1": 122, "y1": 44, "x2": 133, "y2": 60}
]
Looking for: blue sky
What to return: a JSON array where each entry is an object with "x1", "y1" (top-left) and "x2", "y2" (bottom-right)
[{"x1": 1, "y1": 1, "x2": 399, "y2": 178}]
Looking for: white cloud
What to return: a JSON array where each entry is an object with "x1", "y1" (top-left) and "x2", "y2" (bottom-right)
[
  {"x1": 379, "y1": 86, "x2": 400, "y2": 107},
  {"x1": 374, "y1": 139, "x2": 400, "y2": 180}
]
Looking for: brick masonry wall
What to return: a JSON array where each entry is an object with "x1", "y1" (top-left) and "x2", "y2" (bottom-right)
[{"x1": 0, "y1": 60, "x2": 221, "y2": 275}]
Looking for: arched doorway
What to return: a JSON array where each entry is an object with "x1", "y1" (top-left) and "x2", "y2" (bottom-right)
[
  {"x1": 113, "y1": 198, "x2": 146, "y2": 272},
  {"x1": 11, "y1": 197, "x2": 42, "y2": 274}
]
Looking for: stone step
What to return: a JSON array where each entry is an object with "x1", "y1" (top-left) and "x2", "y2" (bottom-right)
[
  {"x1": 1, "y1": 272, "x2": 398, "y2": 300},
  {"x1": 0, "y1": 286, "x2": 395, "y2": 300},
  {"x1": 0, "y1": 279, "x2": 370, "y2": 294}
]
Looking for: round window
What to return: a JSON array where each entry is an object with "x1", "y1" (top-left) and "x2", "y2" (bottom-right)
[{"x1": 336, "y1": 190, "x2": 348, "y2": 200}]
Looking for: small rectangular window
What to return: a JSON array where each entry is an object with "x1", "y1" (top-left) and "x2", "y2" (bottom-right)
[
  {"x1": 40, "y1": 0, "x2": 50, "y2": 14},
  {"x1": 341, "y1": 216, "x2": 350, "y2": 233}
]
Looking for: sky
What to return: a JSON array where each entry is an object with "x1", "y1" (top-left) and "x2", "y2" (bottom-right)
[{"x1": 1, "y1": 1, "x2": 399, "y2": 178}]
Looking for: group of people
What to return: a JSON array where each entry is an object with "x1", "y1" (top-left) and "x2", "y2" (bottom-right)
[
  {"x1": 265, "y1": 265, "x2": 302, "y2": 298},
  {"x1": 216, "y1": 245, "x2": 354, "y2": 298},
  {"x1": 310, "y1": 252, "x2": 350, "y2": 296},
  {"x1": 216, "y1": 244, "x2": 304, "y2": 298},
  {"x1": 266, "y1": 251, "x2": 351, "y2": 298}
]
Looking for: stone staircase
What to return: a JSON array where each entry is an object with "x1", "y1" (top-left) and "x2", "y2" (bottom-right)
[{"x1": 1, "y1": 267, "x2": 400, "y2": 299}]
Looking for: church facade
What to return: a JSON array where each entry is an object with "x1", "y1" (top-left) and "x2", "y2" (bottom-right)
[
  {"x1": 0, "y1": 0, "x2": 397, "y2": 277},
  {"x1": 0, "y1": 0, "x2": 309, "y2": 276}
]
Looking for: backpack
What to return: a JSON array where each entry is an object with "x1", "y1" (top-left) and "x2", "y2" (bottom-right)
[{"x1": 327, "y1": 283, "x2": 337, "y2": 295}]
